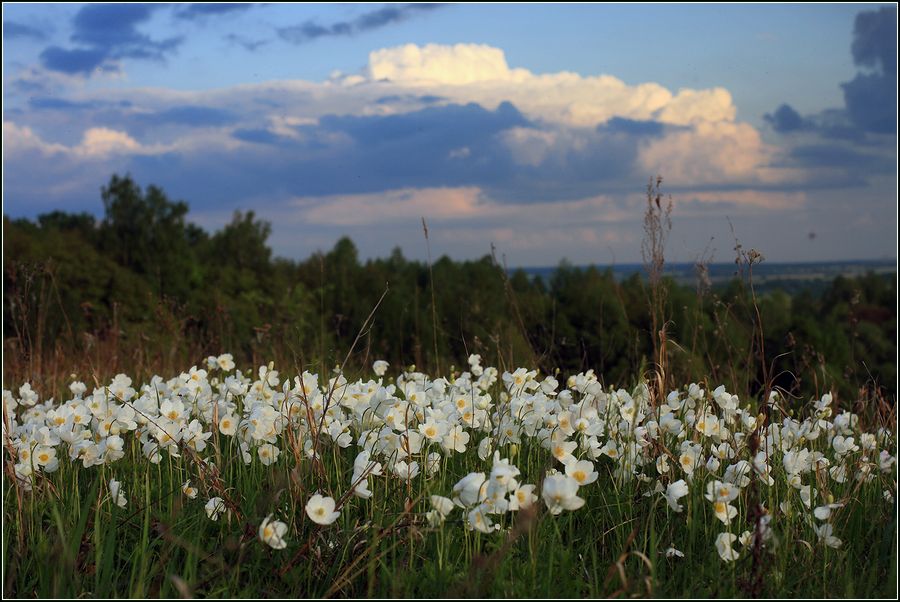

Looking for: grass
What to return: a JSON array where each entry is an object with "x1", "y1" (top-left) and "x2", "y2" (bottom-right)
[{"x1": 3, "y1": 366, "x2": 897, "y2": 598}]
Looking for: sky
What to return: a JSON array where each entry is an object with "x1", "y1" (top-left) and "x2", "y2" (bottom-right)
[{"x1": 2, "y1": 3, "x2": 897, "y2": 266}]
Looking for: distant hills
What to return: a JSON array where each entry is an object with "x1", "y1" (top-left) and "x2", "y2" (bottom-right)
[{"x1": 517, "y1": 259, "x2": 897, "y2": 295}]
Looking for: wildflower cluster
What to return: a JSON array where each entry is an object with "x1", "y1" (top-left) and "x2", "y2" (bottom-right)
[{"x1": 3, "y1": 354, "x2": 896, "y2": 562}]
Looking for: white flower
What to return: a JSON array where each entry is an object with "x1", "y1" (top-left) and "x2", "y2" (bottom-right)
[
  {"x1": 258, "y1": 444, "x2": 280, "y2": 466},
  {"x1": 467, "y1": 504, "x2": 496, "y2": 533},
  {"x1": 678, "y1": 449, "x2": 699, "y2": 475},
  {"x1": 419, "y1": 418, "x2": 447, "y2": 442},
  {"x1": 542, "y1": 474, "x2": 585, "y2": 515},
  {"x1": 430, "y1": 495, "x2": 455, "y2": 517},
  {"x1": 109, "y1": 478, "x2": 127, "y2": 508},
  {"x1": 713, "y1": 501, "x2": 738, "y2": 525},
  {"x1": 426, "y1": 509, "x2": 444, "y2": 527},
  {"x1": 715, "y1": 532, "x2": 740, "y2": 562},
  {"x1": 665, "y1": 546, "x2": 684, "y2": 559},
  {"x1": 656, "y1": 455, "x2": 670, "y2": 475},
  {"x1": 182, "y1": 480, "x2": 198, "y2": 499},
  {"x1": 832, "y1": 435, "x2": 859, "y2": 457},
  {"x1": 393, "y1": 459, "x2": 420, "y2": 481},
  {"x1": 453, "y1": 472, "x2": 487, "y2": 507},
  {"x1": 306, "y1": 493, "x2": 340, "y2": 526},
  {"x1": 705, "y1": 480, "x2": 740, "y2": 504},
  {"x1": 477, "y1": 437, "x2": 493, "y2": 461},
  {"x1": 217, "y1": 353, "x2": 235, "y2": 371},
  {"x1": 712, "y1": 385, "x2": 738, "y2": 410},
  {"x1": 664, "y1": 479, "x2": 689, "y2": 512},
  {"x1": 259, "y1": 515, "x2": 288, "y2": 549},
  {"x1": 813, "y1": 502, "x2": 844, "y2": 521},
  {"x1": 373, "y1": 360, "x2": 389, "y2": 377},
  {"x1": 33, "y1": 446, "x2": 59, "y2": 472},
  {"x1": 509, "y1": 484, "x2": 537, "y2": 511},
  {"x1": 814, "y1": 523, "x2": 842, "y2": 548},
  {"x1": 69, "y1": 381, "x2": 87, "y2": 397},
  {"x1": 565, "y1": 459, "x2": 598, "y2": 487},
  {"x1": 218, "y1": 413, "x2": 237, "y2": 436},
  {"x1": 205, "y1": 497, "x2": 226, "y2": 521}
]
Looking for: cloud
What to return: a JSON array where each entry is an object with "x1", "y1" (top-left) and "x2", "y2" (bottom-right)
[
  {"x1": 224, "y1": 33, "x2": 269, "y2": 52},
  {"x1": 638, "y1": 121, "x2": 800, "y2": 187},
  {"x1": 174, "y1": 4, "x2": 256, "y2": 21},
  {"x1": 763, "y1": 104, "x2": 810, "y2": 133},
  {"x1": 841, "y1": 72, "x2": 896, "y2": 134},
  {"x1": 681, "y1": 190, "x2": 806, "y2": 210},
  {"x1": 28, "y1": 96, "x2": 132, "y2": 111},
  {"x1": 841, "y1": 6, "x2": 897, "y2": 134},
  {"x1": 767, "y1": 7, "x2": 896, "y2": 138},
  {"x1": 275, "y1": 186, "x2": 637, "y2": 260},
  {"x1": 138, "y1": 105, "x2": 238, "y2": 128},
  {"x1": 850, "y1": 7, "x2": 896, "y2": 73},
  {"x1": 39, "y1": 47, "x2": 114, "y2": 76},
  {"x1": 3, "y1": 121, "x2": 68, "y2": 156},
  {"x1": 278, "y1": 4, "x2": 445, "y2": 44},
  {"x1": 232, "y1": 128, "x2": 285, "y2": 145},
  {"x1": 4, "y1": 21, "x2": 48, "y2": 41},
  {"x1": 39, "y1": 4, "x2": 181, "y2": 75},
  {"x1": 597, "y1": 117, "x2": 670, "y2": 137},
  {"x1": 6, "y1": 39, "x2": 880, "y2": 263},
  {"x1": 3, "y1": 121, "x2": 169, "y2": 159},
  {"x1": 360, "y1": 43, "x2": 735, "y2": 128},
  {"x1": 293, "y1": 186, "x2": 631, "y2": 228}
]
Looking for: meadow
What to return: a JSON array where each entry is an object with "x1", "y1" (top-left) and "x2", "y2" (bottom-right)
[
  {"x1": 3, "y1": 175, "x2": 897, "y2": 598},
  {"x1": 3, "y1": 357, "x2": 897, "y2": 597}
]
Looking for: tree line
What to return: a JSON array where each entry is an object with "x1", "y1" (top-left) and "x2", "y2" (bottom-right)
[{"x1": 3, "y1": 174, "x2": 896, "y2": 405}]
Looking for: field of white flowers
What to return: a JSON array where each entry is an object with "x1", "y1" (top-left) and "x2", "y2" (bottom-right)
[{"x1": 4, "y1": 353, "x2": 897, "y2": 597}]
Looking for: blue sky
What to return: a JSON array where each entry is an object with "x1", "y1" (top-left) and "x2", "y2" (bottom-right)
[{"x1": 3, "y1": 3, "x2": 897, "y2": 265}]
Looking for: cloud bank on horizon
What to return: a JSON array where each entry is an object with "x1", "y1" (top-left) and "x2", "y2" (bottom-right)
[{"x1": 2, "y1": 4, "x2": 896, "y2": 265}]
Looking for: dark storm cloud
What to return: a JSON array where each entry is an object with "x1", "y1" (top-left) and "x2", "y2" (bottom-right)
[
  {"x1": 278, "y1": 4, "x2": 445, "y2": 45},
  {"x1": 841, "y1": 6, "x2": 897, "y2": 134},
  {"x1": 4, "y1": 21, "x2": 48, "y2": 41},
  {"x1": 763, "y1": 104, "x2": 810, "y2": 134},
  {"x1": 841, "y1": 71, "x2": 896, "y2": 134},
  {"x1": 190, "y1": 100, "x2": 643, "y2": 204},
  {"x1": 219, "y1": 101, "x2": 531, "y2": 198},
  {"x1": 767, "y1": 7, "x2": 896, "y2": 139},
  {"x1": 850, "y1": 7, "x2": 897, "y2": 74},
  {"x1": 763, "y1": 6, "x2": 895, "y2": 184},
  {"x1": 38, "y1": 4, "x2": 182, "y2": 75}
]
